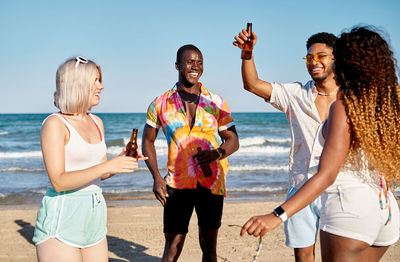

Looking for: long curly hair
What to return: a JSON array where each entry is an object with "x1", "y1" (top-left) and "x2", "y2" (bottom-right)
[{"x1": 333, "y1": 26, "x2": 400, "y2": 185}]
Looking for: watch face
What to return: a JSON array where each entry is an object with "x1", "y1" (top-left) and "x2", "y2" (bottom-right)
[{"x1": 274, "y1": 206, "x2": 285, "y2": 216}]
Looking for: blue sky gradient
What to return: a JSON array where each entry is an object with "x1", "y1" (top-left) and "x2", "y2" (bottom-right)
[{"x1": 1, "y1": 0, "x2": 399, "y2": 113}]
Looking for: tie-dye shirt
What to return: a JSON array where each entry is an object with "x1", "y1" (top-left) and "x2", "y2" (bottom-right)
[
  {"x1": 146, "y1": 83, "x2": 235, "y2": 196},
  {"x1": 269, "y1": 81, "x2": 323, "y2": 189}
]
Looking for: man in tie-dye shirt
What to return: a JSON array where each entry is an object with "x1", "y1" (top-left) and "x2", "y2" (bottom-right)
[{"x1": 142, "y1": 44, "x2": 239, "y2": 262}]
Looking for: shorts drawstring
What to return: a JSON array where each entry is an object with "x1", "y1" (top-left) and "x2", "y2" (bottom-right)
[
  {"x1": 92, "y1": 192, "x2": 102, "y2": 209},
  {"x1": 379, "y1": 174, "x2": 391, "y2": 225}
]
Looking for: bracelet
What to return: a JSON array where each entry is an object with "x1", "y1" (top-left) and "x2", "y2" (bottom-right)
[{"x1": 216, "y1": 147, "x2": 224, "y2": 159}]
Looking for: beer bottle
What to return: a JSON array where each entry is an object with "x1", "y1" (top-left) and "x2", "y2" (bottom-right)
[
  {"x1": 241, "y1": 23, "x2": 253, "y2": 60},
  {"x1": 125, "y1": 128, "x2": 138, "y2": 158},
  {"x1": 197, "y1": 147, "x2": 212, "y2": 177}
]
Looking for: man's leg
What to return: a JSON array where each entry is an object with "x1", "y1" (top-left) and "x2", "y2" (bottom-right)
[
  {"x1": 199, "y1": 227, "x2": 218, "y2": 262},
  {"x1": 195, "y1": 184, "x2": 223, "y2": 262},
  {"x1": 162, "y1": 233, "x2": 187, "y2": 262},
  {"x1": 163, "y1": 186, "x2": 195, "y2": 262},
  {"x1": 285, "y1": 187, "x2": 320, "y2": 262},
  {"x1": 294, "y1": 245, "x2": 315, "y2": 262}
]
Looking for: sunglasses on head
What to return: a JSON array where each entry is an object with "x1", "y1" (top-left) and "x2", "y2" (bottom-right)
[{"x1": 75, "y1": 56, "x2": 88, "y2": 68}]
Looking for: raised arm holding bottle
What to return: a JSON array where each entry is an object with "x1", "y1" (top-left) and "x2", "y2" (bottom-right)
[{"x1": 234, "y1": 25, "x2": 339, "y2": 262}]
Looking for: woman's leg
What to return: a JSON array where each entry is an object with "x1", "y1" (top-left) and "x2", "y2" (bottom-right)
[
  {"x1": 81, "y1": 237, "x2": 108, "y2": 262},
  {"x1": 320, "y1": 231, "x2": 369, "y2": 262},
  {"x1": 366, "y1": 245, "x2": 390, "y2": 261},
  {"x1": 320, "y1": 231, "x2": 389, "y2": 262},
  {"x1": 36, "y1": 238, "x2": 82, "y2": 262}
]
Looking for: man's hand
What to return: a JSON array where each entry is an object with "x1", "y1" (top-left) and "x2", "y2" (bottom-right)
[
  {"x1": 233, "y1": 29, "x2": 257, "y2": 49},
  {"x1": 193, "y1": 149, "x2": 220, "y2": 166},
  {"x1": 153, "y1": 176, "x2": 168, "y2": 206}
]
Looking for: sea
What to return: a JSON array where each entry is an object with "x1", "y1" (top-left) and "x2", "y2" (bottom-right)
[{"x1": 0, "y1": 112, "x2": 292, "y2": 205}]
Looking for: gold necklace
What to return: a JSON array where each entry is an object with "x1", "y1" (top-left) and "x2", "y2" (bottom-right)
[{"x1": 317, "y1": 90, "x2": 338, "y2": 96}]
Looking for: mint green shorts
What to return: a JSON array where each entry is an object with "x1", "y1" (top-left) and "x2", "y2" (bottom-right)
[{"x1": 32, "y1": 188, "x2": 107, "y2": 248}]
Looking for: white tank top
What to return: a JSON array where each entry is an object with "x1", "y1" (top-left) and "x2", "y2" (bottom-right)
[
  {"x1": 308, "y1": 121, "x2": 380, "y2": 189},
  {"x1": 44, "y1": 113, "x2": 107, "y2": 191}
]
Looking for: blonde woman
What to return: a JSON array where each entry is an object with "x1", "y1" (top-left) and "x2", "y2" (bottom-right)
[
  {"x1": 33, "y1": 56, "x2": 146, "y2": 261},
  {"x1": 241, "y1": 26, "x2": 400, "y2": 262}
]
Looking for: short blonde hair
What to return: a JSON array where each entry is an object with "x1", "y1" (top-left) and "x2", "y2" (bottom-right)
[{"x1": 54, "y1": 57, "x2": 102, "y2": 114}]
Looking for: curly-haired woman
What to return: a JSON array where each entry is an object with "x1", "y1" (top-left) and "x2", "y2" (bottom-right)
[{"x1": 241, "y1": 26, "x2": 400, "y2": 262}]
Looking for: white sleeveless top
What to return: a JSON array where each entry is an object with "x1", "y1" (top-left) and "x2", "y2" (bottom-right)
[
  {"x1": 44, "y1": 113, "x2": 107, "y2": 191},
  {"x1": 308, "y1": 122, "x2": 381, "y2": 189}
]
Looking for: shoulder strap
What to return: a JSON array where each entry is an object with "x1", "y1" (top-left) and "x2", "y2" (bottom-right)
[
  {"x1": 42, "y1": 113, "x2": 72, "y2": 130},
  {"x1": 87, "y1": 114, "x2": 103, "y2": 141},
  {"x1": 54, "y1": 113, "x2": 74, "y2": 129}
]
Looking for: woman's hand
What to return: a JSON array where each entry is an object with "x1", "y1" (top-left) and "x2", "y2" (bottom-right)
[
  {"x1": 240, "y1": 213, "x2": 282, "y2": 237},
  {"x1": 103, "y1": 155, "x2": 139, "y2": 175},
  {"x1": 119, "y1": 148, "x2": 148, "y2": 161}
]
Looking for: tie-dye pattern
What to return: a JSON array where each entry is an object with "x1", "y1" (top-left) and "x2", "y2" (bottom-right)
[{"x1": 146, "y1": 83, "x2": 234, "y2": 196}]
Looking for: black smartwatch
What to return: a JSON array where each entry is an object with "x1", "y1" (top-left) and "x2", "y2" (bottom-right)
[{"x1": 273, "y1": 206, "x2": 288, "y2": 222}]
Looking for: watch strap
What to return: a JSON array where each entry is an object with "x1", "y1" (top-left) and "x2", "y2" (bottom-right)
[{"x1": 273, "y1": 206, "x2": 288, "y2": 222}]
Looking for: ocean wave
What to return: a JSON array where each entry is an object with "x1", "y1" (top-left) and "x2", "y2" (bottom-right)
[
  {"x1": 106, "y1": 138, "x2": 125, "y2": 147},
  {"x1": 240, "y1": 136, "x2": 290, "y2": 146},
  {"x1": 239, "y1": 136, "x2": 266, "y2": 146},
  {"x1": 0, "y1": 137, "x2": 288, "y2": 159},
  {"x1": 106, "y1": 144, "x2": 288, "y2": 157},
  {"x1": 107, "y1": 146, "x2": 169, "y2": 156},
  {"x1": 228, "y1": 186, "x2": 287, "y2": 192},
  {"x1": 266, "y1": 137, "x2": 291, "y2": 144},
  {"x1": 0, "y1": 131, "x2": 9, "y2": 135},
  {"x1": 229, "y1": 164, "x2": 288, "y2": 172},
  {"x1": 0, "y1": 145, "x2": 288, "y2": 159},
  {"x1": 122, "y1": 137, "x2": 168, "y2": 148},
  {"x1": 0, "y1": 166, "x2": 158, "y2": 173},
  {"x1": 0, "y1": 151, "x2": 42, "y2": 159},
  {"x1": 103, "y1": 188, "x2": 152, "y2": 194},
  {"x1": 107, "y1": 138, "x2": 168, "y2": 156},
  {"x1": 0, "y1": 187, "x2": 288, "y2": 203},
  {"x1": 0, "y1": 167, "x2": 45, "y2": 173},
  {"x1": 0, "y1": 189, "x2": 47, "y2": 198},
  {"x1": 118, "y1": 136, "x2": 289, "y2": 148},
  {"x1": 30, "y1": 189, "x2": 47, "y2": 195},
  {"x1": 236, "y1": 145, "x2": 289, "y2": 155}
]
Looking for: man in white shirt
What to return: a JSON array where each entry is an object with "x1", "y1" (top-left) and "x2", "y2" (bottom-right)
[{"x1": 233, "y1": 31, "x2": 338, "y2": 262}]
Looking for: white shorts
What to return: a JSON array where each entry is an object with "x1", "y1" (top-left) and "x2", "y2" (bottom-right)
[{"x1": 320, "y1": 173, "x2": 399, "y2": 246}]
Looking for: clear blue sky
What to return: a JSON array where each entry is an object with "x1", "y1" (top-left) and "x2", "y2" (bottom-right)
[{"x1": 1, "y1": 0, "x2": 399, "y2": 113}]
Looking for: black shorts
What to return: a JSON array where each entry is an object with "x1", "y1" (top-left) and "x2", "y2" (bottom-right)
[{"x1": 163, "y1": 184, "x2": 224, "y2": 234}]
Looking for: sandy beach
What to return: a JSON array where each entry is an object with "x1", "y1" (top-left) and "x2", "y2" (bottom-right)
[{"x1": 0, "y1": 200, "x2": 399, "y2": 262}]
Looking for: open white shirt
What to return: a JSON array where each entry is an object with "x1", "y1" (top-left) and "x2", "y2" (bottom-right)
[{"x1": 269, "y1": 81, "x2": 323, "y2": 188}]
